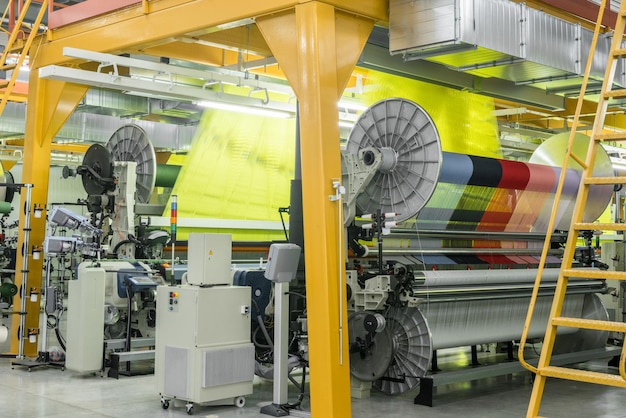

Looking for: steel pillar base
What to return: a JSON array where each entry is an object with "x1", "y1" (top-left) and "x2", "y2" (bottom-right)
[{"x1": 260, "y1": 403, "x2": 289, "y2": 417}]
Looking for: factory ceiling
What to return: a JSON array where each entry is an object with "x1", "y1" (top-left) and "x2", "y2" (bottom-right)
[{"x1": 0, "y1": 0, "x2": 624, "y2": 160}]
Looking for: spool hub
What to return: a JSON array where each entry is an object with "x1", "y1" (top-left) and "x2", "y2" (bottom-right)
[{"x1": 348, "y1": 311, "x2": 394, "y2": 382}]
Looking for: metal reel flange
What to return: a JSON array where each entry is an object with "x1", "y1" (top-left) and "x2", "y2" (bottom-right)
[
  {"x1": 373, "y1": 306, "x2": 433, "y2": 395},
  {"x1": 346, "y1": 98, "x2": 442, "y2": 222},
  {"x1": 106, "y1": 125, "x2": 157, "y2": 204}
]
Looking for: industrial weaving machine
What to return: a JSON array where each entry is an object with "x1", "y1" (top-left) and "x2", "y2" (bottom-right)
[{"x1": 342, "y1": 98, "x2": 616, "y2": 404}]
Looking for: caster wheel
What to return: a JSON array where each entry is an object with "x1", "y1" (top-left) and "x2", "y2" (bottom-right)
[
  {"x1": 234, "y1": 396, "x2": 246, "y2": 408},
  {"x1": 161, "y1": 399, "x2": 169, "y2": 410},
  {"x1": 186, "y1": 405, "x2": 194, "y2": 415},
  {"x1": 28, "y1": 368, "x2": 31, "y2": 372}
]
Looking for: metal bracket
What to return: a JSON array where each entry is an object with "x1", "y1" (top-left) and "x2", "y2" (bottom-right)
[{"x1": 329, "y1": 180, "x2": 345, "y2": 202}]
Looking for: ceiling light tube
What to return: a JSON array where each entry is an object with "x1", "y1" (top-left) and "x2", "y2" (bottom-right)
[
  {"x1": 196, "y1": 100, "x2": 292, "y2": 119},
  {"x1": 338, "y1": 100, "x2": 367, "y2": 112}
]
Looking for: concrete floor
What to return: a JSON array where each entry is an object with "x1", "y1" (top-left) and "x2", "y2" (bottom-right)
[
  {"x1": 1, "y1": 308, "x2": 625, "y2": 417},
  {"x1": 1, "y1": 349, "x2": 625, "y2": 418}
]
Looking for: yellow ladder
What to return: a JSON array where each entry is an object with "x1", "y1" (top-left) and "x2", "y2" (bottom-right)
[
  {"x1": 0, "y1": 0, "x2": 48, "y2": 116},
  {"x1": 519, "y1": 0, "x2": 626, "y2": 416}
]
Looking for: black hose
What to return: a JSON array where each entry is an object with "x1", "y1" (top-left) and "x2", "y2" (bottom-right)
[
  {"x1": 285, "y1": 291, "x2": 306, "y2": 300},
  {"x1": 47, "y1": 313, "x2": 66, "y2": 351},
  {"x1": 55, "y1": 327, "x2": 66, "y2": 351},
  {"x1": 252, "y1": 326, "x2": 272, "y2": 349},
  {"x1": 112, "y1": 239, "x2": 133, "y2": 254},
  {"x1": 112, "y1": 234, "x2": 143, "y2": 255}
]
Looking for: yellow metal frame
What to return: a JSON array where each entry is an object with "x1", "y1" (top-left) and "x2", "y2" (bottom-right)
[
  {"x1": 10, "y1": 71, "x2": 88, "y2": 356},
  {"x1": 257, "y1": 3, "x2": 374, "y2": 416},
  {"x1": 36, "y1": 0, "x2": 386, "y2": 68}
]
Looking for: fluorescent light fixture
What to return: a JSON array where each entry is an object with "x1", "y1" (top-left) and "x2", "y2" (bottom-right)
[
  {"x1": 196, "y1": 100, "x2": 292, "y2": 119},
  {"x1": 338, "y1": 100, "x2": 367, "y2": 112},
  {"x1": 339, "y1": 121, "x2": 355, "y2": 129}
]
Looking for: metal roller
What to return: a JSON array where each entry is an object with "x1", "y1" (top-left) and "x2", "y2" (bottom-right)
[
  {"x1": 529, "y1": 131, "x2": 614, "y2": 229},
  {"x1": 360, "y1": 293, "x2": 607, "y2": 396}
]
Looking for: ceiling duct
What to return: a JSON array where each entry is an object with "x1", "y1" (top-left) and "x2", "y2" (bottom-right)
[
  {"x1": 389, "y1": 0, "x2": 625, "y2": 95},
  {"x1": 0, "y1": 101, "x2": 196, "y2": 152}
]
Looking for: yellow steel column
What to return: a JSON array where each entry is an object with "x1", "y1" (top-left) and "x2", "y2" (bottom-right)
[
  {"x1": 10, "y1": 70, "x2": 88, "y2": 356},
  {"x1": 257, "y1": 3, "x2": 374, "y2": 417}
]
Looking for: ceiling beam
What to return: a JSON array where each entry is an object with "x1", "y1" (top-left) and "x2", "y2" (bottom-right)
[
  {"x1": 196, "y1": 25, "x2": 273, "y2": 57},
  {"x1": 360, "y1": 43, "x2": 565, "y2": 110},
  {"x1": 138, "y1": 42, "x2": 243, "y2": 67},
  {"x1": 35, "y1": 0, "x2": 388, "y2": 69}
]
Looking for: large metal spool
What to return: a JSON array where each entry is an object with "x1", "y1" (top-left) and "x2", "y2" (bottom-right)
[
  {"x1": 346, "y1": 98, "x2": 613, "y2": 230},
  {"x1": 78, "y1": 125, "x2": 158, "y2": 204}
]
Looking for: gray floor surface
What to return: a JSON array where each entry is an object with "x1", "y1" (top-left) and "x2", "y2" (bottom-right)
[{"x1": 0, "y1": 348, "x2": 625, "y2": 418}]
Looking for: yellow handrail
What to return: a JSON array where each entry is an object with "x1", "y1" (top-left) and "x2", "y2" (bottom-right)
[
  {"x1": 0, "y1": 0, "x2": 15, "y2": 35},
  {"x1": 0, "y1": 0, "x2": 49, "y2": 117}
]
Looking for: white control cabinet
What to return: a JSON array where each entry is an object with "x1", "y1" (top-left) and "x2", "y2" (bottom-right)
[
  {"x1": 65, "y1": 264, "x2": 106, "y2": 373},
  {"x1": 156, "y1": 285, "x2": 254, "y2": 413},
  {"x1": 187, "y1": 233, "x2": 232, "y2": 286}
]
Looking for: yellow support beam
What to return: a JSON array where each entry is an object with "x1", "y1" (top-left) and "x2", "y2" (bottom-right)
[
  {"x1": 10, "y1": 72, "x2": 88, "y2": 357},
  {"x1": 36, "y1": 0, "x2": 387, "y2": 69},
  {"x1": 139, "y1": 42, "x2": 245, "y2": 67},
  {"x1": 257, "y1": 2, "x2": 375, "y2": 416}
]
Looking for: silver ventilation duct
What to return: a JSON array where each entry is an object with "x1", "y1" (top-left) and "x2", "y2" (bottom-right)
[{"x1": 390, "y1": 0, "x2": 625, "y2": 100}]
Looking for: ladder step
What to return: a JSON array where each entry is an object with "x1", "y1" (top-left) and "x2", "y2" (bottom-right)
[
  {"x1": 4, "y1": 43, "x2": 23, "y2": 53},
  {"x1": 563, "y1": 268, "x2": 626, "y2": 280},
  {"x1": 595, "y1": 132, "x2": 626, "y2": 141},
  {"x1": 552, "y1": 316, "x2": 626, "y2": 332},
  {"x1": 604, "y1": 89, "x2": 626, "y2": 100},
  {"x1": 0, "y1": 80, "x2": 9, "y2": 89},
  {"x1": 573, "y1": 222, "x2": 626, "y2": 231},
  {"x1": 0, "y1": 64, "x2": 17, "y2": 72},
  {"x1": 614, "y1": 48, "x2": 626, "y2": 57},
  {"x1": 540, "y1": 366, "x2": 626, "y2": 388},
  {"x1": 585, "y1": 177, "x2": 626, "y2": 185}
]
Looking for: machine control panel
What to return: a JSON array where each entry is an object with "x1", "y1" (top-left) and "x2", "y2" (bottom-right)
[
  {"x1": 126, "y1": 275, "x2": 157, "y2": 290},
  {"x1": 168, "y1": 290, "x2": 180, "y2": 312}
]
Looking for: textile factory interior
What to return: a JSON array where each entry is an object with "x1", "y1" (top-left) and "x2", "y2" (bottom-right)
[{"x1": 2, "y1": 1, "x2": 626, "y2": 417}]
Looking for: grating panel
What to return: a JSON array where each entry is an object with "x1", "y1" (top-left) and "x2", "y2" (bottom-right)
[{"x1": 202, "y1": 344, "x2": 255, "y2": 388}]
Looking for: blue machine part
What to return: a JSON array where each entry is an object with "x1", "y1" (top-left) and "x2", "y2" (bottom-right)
[
  {"x1": 233, "y1": 269, "x2": 271, "y2": 323},
  {"x1": 116, "y1": 264, "x2": 153, "y2": 298}
]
